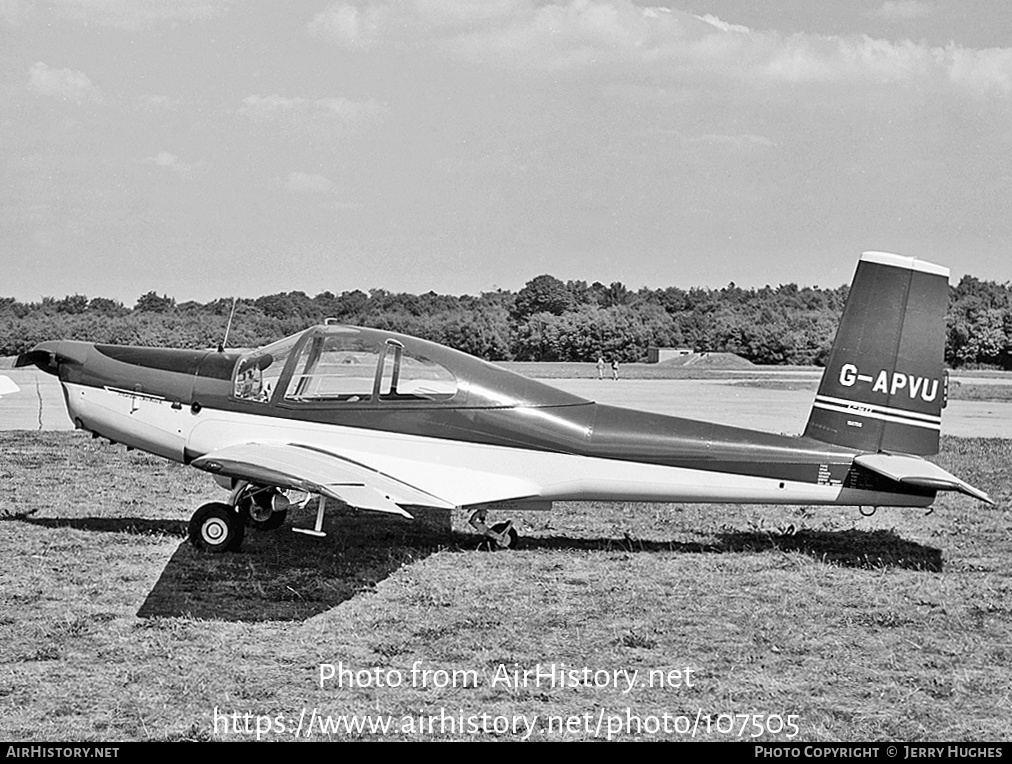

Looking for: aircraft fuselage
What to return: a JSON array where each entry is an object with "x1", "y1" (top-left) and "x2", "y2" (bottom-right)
[{"x1": 22, "y1": 337, "x2": 934, "y2": 509}]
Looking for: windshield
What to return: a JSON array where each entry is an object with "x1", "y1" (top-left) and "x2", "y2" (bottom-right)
[
  {"x1": 233, "y1": 334, "x2": 301, "y2": 403},
  {"x1": 284, "y1": 333, "x2": 458, "y2": 403}
]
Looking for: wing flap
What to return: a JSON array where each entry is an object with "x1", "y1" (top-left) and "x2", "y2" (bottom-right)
[
  {"x1": 318, "y1": 484, "x2": 413, "y2": 517},
  {"x1": 325, "y1": 449, "x2": 542, "y2": 509},
  {"x1": 855, "y1": 453, "x2": 994, "y2": 505}
]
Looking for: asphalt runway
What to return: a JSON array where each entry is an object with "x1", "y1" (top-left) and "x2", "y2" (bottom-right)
[
  {"x1": 2, "y1": 368, "x2": 1011, "y2": 438},
  {"x1": 1, "y1": 370, "x2": 74, "y2": 430}
]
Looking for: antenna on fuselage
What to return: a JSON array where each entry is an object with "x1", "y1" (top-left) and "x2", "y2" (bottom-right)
[{"x1": 217, "y1": 296, "x2": 239, "y2": 353}]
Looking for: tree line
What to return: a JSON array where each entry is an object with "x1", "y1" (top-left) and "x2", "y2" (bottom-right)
[{"x1": 1, "y1": 273, "x2": 1009, "y2": 368}]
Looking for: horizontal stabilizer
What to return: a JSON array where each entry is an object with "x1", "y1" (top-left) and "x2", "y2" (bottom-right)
[{"x1": 855, "y1": 453, "x2": 994, "y2": 505}]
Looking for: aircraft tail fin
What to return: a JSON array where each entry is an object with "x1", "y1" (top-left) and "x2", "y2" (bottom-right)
[{"x1": 803, "y1": 251, "x2": 949, "y2": 456}]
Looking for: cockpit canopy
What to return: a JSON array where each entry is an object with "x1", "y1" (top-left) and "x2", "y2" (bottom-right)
[{"x1": 232, "y1": 324, "x2": 588, "y2": 409}]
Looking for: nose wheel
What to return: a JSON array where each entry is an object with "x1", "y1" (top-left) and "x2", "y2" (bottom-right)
[{"x1": 188, "y1": 502, "x2": 245, "y2": 553}]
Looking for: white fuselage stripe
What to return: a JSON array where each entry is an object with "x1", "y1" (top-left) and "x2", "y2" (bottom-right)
[
  {"x1": 813, "y1": 400, "x2": 941, "y2": 431},
  {"x1": 814, "y1": 394, "x2": 942, "y2": 423}
]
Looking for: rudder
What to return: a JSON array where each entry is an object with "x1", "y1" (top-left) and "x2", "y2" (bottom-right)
[{"x1": 804, "y1": 251, "x2": 948, "y2": 455}]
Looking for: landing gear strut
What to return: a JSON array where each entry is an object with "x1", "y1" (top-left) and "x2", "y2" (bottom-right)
[{"x1": 469, "y1": 508, "x2": 519, "y2": 550}]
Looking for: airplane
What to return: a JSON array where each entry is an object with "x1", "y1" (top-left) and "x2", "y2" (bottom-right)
[{"x1": 15, "y1": 251, "x2": 992, "y2": 553}]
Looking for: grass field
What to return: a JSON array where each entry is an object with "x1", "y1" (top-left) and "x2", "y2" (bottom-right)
[{"x1": 1, "y1": 431, "x2": 1010, "y2": 742}]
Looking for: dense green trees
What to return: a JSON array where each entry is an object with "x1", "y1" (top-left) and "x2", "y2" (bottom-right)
[
  {"x1": 2, "y1": 273, "x2": 1009, "y2": 368},
  {"x1": 945, "y1": 276, "x2": 1012, "y2": 368}
]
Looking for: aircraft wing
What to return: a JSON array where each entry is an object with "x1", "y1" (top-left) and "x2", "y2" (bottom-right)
[
  {"x1": 190, "y1": 442, "x2": 542, "y2": 517},
  {"x1": 854, "y1": 453, "x2": 994, "y2": 505}
]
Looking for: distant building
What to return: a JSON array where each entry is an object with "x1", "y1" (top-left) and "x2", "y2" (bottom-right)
[{"x1": 647, "y1": 347, "x2": 693, "y2": 364}]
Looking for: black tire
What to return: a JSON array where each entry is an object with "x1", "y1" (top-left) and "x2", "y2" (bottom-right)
[
  {"x1": 247, "y1": 508, "x2": 288, "y2": 531},
  {"x1": 189, "y1": 502, "x2": 244, "y2": 553},
  {"x1": 238, "y1": 491, "x2": 289, "y2": 531},
  {"x1": 480, "y1": 521, "x2": 520, "y2": 551}
]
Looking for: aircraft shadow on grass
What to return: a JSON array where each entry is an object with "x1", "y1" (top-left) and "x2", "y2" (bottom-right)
[
  {"x1": 10, "y1": 510, "x2": 942, "y2": 622},
  {"x1": 519, "y1": 528, "x2": 943, "y2": 573}
]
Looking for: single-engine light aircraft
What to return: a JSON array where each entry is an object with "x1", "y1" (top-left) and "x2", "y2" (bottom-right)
[{"x1": 17, "y1": 252, "x2": 992, "y2": 552}]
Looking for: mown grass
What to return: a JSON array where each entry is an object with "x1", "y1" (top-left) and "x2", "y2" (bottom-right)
[{"x1": 1, "y1": 432, "x2": 1010, "y2": 741}]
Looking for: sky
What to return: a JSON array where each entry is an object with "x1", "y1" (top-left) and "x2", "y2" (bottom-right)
[{"x1": 3, "y1": 0, "x2": 1011, "y2": 304}]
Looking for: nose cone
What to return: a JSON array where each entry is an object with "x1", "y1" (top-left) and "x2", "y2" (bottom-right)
[{"x1": 16, "y1": 340, "x2": 94, "y2": 376}]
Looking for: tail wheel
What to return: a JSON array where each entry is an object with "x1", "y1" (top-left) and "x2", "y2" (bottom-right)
[{"x1": 189, "y1": 502, "x2": 244, "y2": 553}]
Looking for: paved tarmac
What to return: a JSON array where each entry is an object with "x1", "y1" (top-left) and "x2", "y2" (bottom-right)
[{"x1": 552, "y1": 378, "x2": 1012, "y2": 438}]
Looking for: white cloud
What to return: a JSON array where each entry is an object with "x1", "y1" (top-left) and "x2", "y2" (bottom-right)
[
  {"x1": 286, "y1": 172, "x2": 337, "y2": 193},
  {"x1": 761, "y1": 34, "x2": 1012, "y2": 93},
  {"x1": 695, "y1": 13, "x2": 751, "y2": 34},
  {"x1": 941, "y1": 43, "x2": 1012, "y2": 93},
  {"x1": 449, "y1": 1, "x2": 703, "y2": 70},
  {"x1": 307, "y1": 3, "x2": 387, "y2": 49},
  {"x1": 142, "y1": 151, "x2": 196, "y2": 178},
  {"x1": 239, "y1": 94, "x2": 385, "y2": 122},
  {"x1": 868, "y1": 1, "x2": 933, "y2": 21},
  {"x1": 306, "y1": 1, "x2": 1012, "y2": 95},
  {"x1": 27, "y1": 61, "x2": 101, "y2": 104},
  {"x1": 143, "y1": 151, "x2": 178, "y2": 167},
  {"x1": 240, "y1": 94, "x2": 304, "y2": 114}
]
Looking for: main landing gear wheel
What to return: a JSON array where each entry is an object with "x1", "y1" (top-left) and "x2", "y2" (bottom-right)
[
  {"x1": 477, "y1": 521, "x2": 520, "y2": 551},
  {"x1": 239, "y1": 497, "x2": 289, "y2": 531},
  {"x1": 247, "y1": 508, "x2": 288, "y2": 531},
  {"x1": 491, "y1": 521, "x2": 519, "y2": 551},
  {"x1": 469, "y1": 508, "x2": 520, "y2": 551},
  {"x1": 236, "y1": 487, "x2": 291, "y2": 531},
  {"x1": 189, "y1": 502, "x2": 244, "y2": 553}
]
